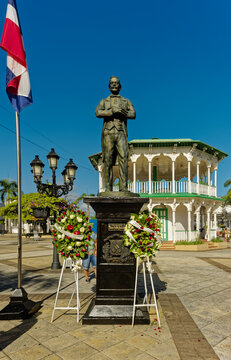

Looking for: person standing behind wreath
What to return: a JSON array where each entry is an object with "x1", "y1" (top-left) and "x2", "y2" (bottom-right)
[
  {"x1": 82, "y1": 233, "x2": 97, "y2": 283},
  {"x1": 95, "y1": 76, "x2": 136, "y2": 192},
  {"x1": 224, "y1": 227, "x2": 230, "y2": 241}
]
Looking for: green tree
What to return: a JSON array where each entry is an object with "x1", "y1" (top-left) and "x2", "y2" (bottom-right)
[
  {"x1": 0, "y1": 179, "x2": 18, "y2": 203},
  {"x1": 0, "y1": 193, "x2": 67, "y2": 221}
]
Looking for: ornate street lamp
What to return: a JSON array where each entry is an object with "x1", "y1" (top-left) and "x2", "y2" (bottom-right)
[
  {"x1": 65, "y1": 158, "x2": 78, "y2": 182},
  {"x1": 30, "y1": 149, "x2": 77, "y2": 269},
  {"x1": 30, "y1": 152, "x2": 77, "y2": 198},
  {"x1": 30, "y1": 155, "x2": 44, "y2": 183},
  {"x1": 47, "y1": 148, "x2": 60, "y2": 170}
]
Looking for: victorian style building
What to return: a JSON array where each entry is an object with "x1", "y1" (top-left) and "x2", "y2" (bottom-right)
[{"x1": 89, "y1": 138, "x2": 228, "y2": 242}]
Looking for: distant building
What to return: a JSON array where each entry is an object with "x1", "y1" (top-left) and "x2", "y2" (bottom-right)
[{"x1": 89, "y1": 138, "x2": 228, "y2": 242}]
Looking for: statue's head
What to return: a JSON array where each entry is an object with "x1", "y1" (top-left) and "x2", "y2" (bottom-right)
[{"x1": 109, "y1": 76, "x2": 121, "y2": 95}]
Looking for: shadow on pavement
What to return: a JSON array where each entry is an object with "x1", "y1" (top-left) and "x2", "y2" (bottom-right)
[
  {"x1": 0, "y1": 316, "x2": 37, "y2": 350},
  {"x1": 0, "y1": 269, "x2": 60, "y2": 293},
  {"x1": 138, "y1": 272, "x2": 167, "y2": 299}
]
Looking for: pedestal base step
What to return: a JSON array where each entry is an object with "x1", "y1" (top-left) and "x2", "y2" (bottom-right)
[
  {"x1": 82, "y1": 299, "x2": 150, "y2": 325},
  {"x1": 0, "y1": 300, "x2": 41, "y2": 320}
]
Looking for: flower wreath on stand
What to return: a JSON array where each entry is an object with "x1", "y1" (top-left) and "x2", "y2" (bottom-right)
[
  {"x1": 52, "y1": 205, "x2": 93, "y2": 271},
  {"x1": 123, "y1": 210, "x2": 162, "y2": 272}
]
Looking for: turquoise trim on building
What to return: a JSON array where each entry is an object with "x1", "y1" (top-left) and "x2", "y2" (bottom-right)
[{"x1": 153, "y1": 208, "x2": 168, "y2": 241}]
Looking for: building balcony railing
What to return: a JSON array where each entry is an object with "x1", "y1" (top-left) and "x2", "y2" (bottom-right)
[
  {"x1": 175, "y1": 229, "x2": 217, "y2": 242},
  {"x1": 175, "y1": 230, "x2": 198, "y2": 242},
  {"x1": 125, "y1": 180, "x2": 216, "y2": 197}
]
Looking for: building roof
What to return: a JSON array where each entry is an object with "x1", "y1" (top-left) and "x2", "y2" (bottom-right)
[
  {"x1": 129, "y1": 138, "x2": 228, "y2": 160},
  {"x1": 89, "y1": 138, "x2": 228, "y2": 170}
]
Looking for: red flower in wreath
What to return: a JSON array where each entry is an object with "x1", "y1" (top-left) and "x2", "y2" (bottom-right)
[{"x1": 67, "y1": 224, "x2": 74, "y2": 231}]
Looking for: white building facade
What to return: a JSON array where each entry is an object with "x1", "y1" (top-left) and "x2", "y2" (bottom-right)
[{"x1": 89, "y1": 138, "x2": 228, "y2": 242}]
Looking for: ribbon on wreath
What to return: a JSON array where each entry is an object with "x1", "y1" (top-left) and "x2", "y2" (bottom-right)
[
  {"x1": 72, "y1": 259, "x2": 82, "y2": 272},
  {"x1": 54, "y1": 224, "x2": 84, "y2": 240},
  {"x1": 146, "y1": 257, "x2": 154, "y2": 273},
  {"x1": 125, "y1": 220, "x2": 161, "y2": 244}
]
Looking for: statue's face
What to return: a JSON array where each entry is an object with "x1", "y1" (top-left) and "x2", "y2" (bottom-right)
[{"x1": 109, "y1": 77, "x2": 121, "y2": 95}]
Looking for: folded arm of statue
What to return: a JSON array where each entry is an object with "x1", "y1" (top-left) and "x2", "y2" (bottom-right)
[{"x1": 95, "y1": 99, "x2": 113, "y2": 118}]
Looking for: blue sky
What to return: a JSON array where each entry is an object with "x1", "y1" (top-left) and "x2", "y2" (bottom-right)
[{"x1": 0, "y1": 0, "x2": 230, "y2": 199}]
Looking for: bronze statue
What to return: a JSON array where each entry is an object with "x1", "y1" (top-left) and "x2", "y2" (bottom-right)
[{"x1": 95, "y1": 76, "x2": 136, "y2": 193}]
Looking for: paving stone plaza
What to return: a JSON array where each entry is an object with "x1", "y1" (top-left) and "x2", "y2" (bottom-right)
[{"x1": 0, "y1": 235, "x2": 231, "y2": 360}]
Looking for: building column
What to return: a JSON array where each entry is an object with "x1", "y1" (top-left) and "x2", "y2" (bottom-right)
[
  {"x1": 214, "y1": 167, "x2": 217, "y2": 197},
  {"x1": 207, "y1": 210, "x2": 211, "y2": 241},
  {"x1": 187, "y1": 207, "x2": 192, "y2": 241},
  {"x1": 148, "y1": 160, "x2": 152, "y2": 194},
  {"x1": 195, "y1": 210, "x2": 200, "y2": 233},
  {"x1": 130, "y1": 154, "x2": 141, "y2": 193},
  {"x1": 207, "y1": 165, "x2": 211, "y2": 196},
  {"x1": 188, "y1": 160, "x2": 191, "y2": 193},
  {"x1": 132, "y1": 161, "x2": 136, "y2": 193},
  {"x1": 196, "y1": 162, "x2": 200, "y2": 194},
  {"x1": 98, "y1": 165, "x2": 103, "y2": 192},
  {"x1": 172, "y1": 209, "x2": 176, "y2": 243},
  {"x1": 172, "y1": 160, "x2": 175, "y2": 194},
  {"x1": 214, "y1": 212, "x2": 217, "y2": 229}
]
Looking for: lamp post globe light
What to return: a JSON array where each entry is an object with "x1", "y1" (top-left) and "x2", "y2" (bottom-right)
[{"x1": 30, "y1": 149, "x2": 78, "y2": 269}]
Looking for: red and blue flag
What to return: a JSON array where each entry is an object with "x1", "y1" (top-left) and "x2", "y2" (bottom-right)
[{"x1": 0, "y1": 0, "x2": 32, "y2": 113}]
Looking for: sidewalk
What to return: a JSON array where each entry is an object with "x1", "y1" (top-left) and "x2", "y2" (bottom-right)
[{"x1": 0, "y1": 236, "x2": 231, "y2": 359}]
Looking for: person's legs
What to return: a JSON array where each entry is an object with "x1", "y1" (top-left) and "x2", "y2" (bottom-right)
[
  {"x1": 82, "y1": 255, "x2": 90, "y2": 282},
  {"x1": 83, "y1": 269, "x2": 90, "y2": 282},
  {"x1": 90, "y1": 254, "x2": 97, "y2": 278}
]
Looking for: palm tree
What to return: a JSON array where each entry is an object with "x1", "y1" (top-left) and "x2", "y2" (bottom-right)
[
  {"x1": 224, "y1": 179, "x2": 231, "y2": 188},
  {"x1": 0, "y1": 179, "x2": 18, "y2": 204},
  {"x1": 224, "y1": 179, "x2": 231, "y2": 206}
]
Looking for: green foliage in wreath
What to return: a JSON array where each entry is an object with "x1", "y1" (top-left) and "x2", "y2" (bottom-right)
[
  {"x1": 123, "y1": 210, "x2": 162, "y2": 259},
  {"x1": 52, "y1": 204, "x2": 93, "y2": 259}
]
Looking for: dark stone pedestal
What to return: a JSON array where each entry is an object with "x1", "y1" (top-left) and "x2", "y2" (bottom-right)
[
  {"x1": 82, "y1": 195, "x2": 149, "y2": 325},
  {"x1": 0, "y1": 288, "x2": 41, "y2": 320}
]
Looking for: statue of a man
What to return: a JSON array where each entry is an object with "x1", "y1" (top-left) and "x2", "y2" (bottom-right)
[{"x1": 95, "y1": 76, "x2": 136, "y2": 193}]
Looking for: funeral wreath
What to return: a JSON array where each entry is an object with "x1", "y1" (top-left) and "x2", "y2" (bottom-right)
[
  {"x1": 123, "y1": 210, "x2": 162, "y2": 259},
  {"x1": 52, "y1": 205, "x2": 93, "y2": 260}
]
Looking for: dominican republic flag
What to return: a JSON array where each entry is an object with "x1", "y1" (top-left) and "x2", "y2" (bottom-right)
[{"x1": 0, "y1": 0, "x2": 32, "y2": 113}]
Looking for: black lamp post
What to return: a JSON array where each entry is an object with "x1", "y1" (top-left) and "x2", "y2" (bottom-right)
[{"x1": 30, "y1": 149, "x2": 78, "y2": 269}]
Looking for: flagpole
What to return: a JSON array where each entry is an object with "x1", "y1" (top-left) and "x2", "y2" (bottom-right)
[
  {"x1": 15, "y1": 111, "x2": 22, "y2": 288},
  {"x1": 0, "y1": 110, "x2": 40, "y2": 319},
  {"x1": 0, "y1": 0, "x2": 40, "y2": 319}
]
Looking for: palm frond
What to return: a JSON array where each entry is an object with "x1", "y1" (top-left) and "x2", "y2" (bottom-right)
[{"x1": 224, "y1": 179, "x2": 231, "y2": 187}]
